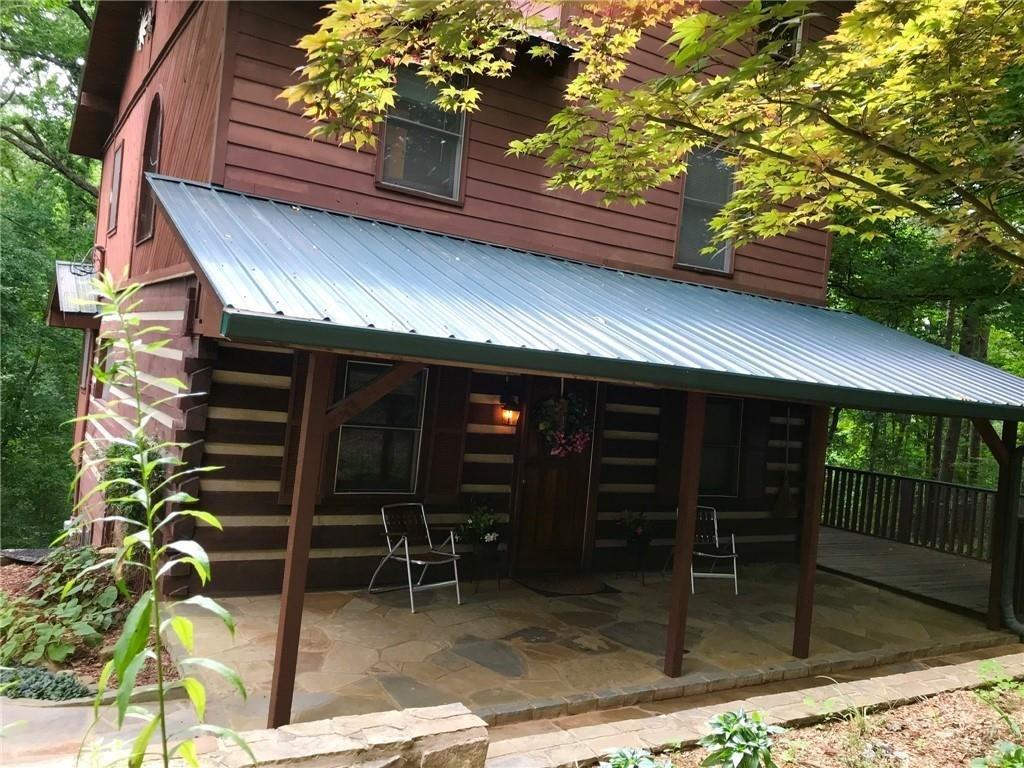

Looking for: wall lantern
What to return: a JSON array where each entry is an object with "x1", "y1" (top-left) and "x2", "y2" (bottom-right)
[
  {"x1": 500, "y1": 394, "x2": 521, "y2": 427},
  {"x1": 499, "y1": 376, "x2": 521, "y2": 427}
]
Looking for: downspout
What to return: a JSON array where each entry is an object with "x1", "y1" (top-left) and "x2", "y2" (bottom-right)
[{"x1": 1001, "y1": 444, "x2": 1024, "y2": 640}]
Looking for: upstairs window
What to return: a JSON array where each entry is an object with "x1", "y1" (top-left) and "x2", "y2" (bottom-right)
[
  {"x1": 334, "y1": 361, "x2": 428, "y2": 493},
  {"x1": 700, "y1": 396, "x2": 743, "y2": 497},
  {"x1": 379, "y1": 68, "x2": 466, "y2": 202},
  {"x1": 135, "y1": 95, "x2": 162, "y2": 244},
  {"x1": 757, "y1": 1, "x2": 804, "y2": 63},
  {"x1": 676, "y1": 148, "x2": 735, "y2": 273},
  {"x1": 107, "y1": 142, "x2": 123, "y2": 234}
]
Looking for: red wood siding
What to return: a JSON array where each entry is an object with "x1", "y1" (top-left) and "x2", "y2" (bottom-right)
[
  {"x1": 93, "y1": 1, "x2": 226, "y2": 279},
  {"x1": 215, "y1": 1, "x2": 831, "y2": 304}
]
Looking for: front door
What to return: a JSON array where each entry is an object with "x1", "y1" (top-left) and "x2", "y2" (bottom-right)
[{"x1": 513, "y1": 377, "x2": 596, "y2": 573}]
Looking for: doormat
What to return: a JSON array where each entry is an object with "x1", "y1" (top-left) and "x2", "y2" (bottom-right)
[{"x1": 515, "y1": 574, "x2": 620, "y2": 598}]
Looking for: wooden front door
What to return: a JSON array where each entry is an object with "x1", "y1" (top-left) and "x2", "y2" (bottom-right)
[{"x1": 513, "y1": 377, "x2": 597, "y2": 573}]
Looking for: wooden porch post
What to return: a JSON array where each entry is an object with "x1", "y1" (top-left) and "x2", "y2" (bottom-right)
[
  {"x1": 986, "y1": 420, "x2": 1017, "y2": 630},
  {"x1": 664, "y1": 391, "x2": 706, "y2": 678},
  {"x1": 792, "y1": 404, "x2": 829, "y2": 659},
  {"x1": 268, "y1": 351, "x2": 333, "y2": 728}
]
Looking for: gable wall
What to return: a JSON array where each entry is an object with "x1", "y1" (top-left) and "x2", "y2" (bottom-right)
[
  {"x1": 214, "y1": 1, "x2": 834, "y2": 304},
  {"x1": 92, "y1": 0, "x2": 226, "y2": 280}
]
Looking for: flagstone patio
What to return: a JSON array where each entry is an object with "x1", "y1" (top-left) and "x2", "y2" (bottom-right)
[{"x1": 170, "y1": 564, "x2": 1013, "y2": 731}]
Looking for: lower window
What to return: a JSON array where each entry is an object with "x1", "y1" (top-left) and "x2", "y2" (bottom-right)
[
  {"x1": 334, "y1": 361, "x2": 427, "y2": 493},
  {"x1": 699, "y1": 396, "x2": 743, "y2": 496}
]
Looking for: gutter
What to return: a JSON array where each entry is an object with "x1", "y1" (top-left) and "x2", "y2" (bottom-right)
[{"x1": 1001, "y1": 445, "x2": 1024, "y2": 640}]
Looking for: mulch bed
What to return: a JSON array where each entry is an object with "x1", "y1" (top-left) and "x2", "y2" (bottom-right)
[
  {"x1": 0, "y1": 562, "x2": 178, "y2": 688},
  {"x1": 670, "y1": 687, "x2": 1022, "y2": 768}
]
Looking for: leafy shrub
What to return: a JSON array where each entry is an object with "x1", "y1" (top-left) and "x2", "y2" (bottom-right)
[
  {"x1": 102, "y1": 437, "x2": 165, "y2": 524},
  {"x1": 971, "y1": 741, "x2": 1024, "y2": 768},
  {"x1": 599, "y1": 747, "x2": 671, "y2": 768},
  {"x1": 0, "y1": 547, "x2": 122, "y2": 666},
  {"x1": 0, "y1": 665, "x2": 91, "y2": 701},
  {"x1": 698, "y1": 710, "x2": 784, "y2": 768}
]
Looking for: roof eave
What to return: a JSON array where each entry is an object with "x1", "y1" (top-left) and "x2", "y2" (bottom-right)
[{"x1": 221, "y1": 310, "x2": 1024, "y2": 422}]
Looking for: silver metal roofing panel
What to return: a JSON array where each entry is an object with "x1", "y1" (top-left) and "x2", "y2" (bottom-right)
[
  {"x1": 54, "y1": 260, "x2": 98, "y2": 314},
  {"x1": 149, "y1": 175, "x2": 1024, "y2": 420}
]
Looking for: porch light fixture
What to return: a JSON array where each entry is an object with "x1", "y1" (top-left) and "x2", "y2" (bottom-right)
[
  {"x1": 499, "y1": 376, "x2": 521, "y2": 427},
  {"x1": 500, "y1": 394, "x2": 521, "y2": 427}
]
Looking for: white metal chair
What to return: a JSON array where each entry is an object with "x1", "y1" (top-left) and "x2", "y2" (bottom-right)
[
  {"x1": 367, "y1": 503, "x2": 461, "y2": 613},
  {"x1": 662, "y1": 506, "x2": 739, "y2": 594}
]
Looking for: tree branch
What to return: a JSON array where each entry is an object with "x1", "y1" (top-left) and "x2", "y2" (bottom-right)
[
  {"x1": 67, "y1": 0, "x2": 93, "y2": 30},
  {"x1": 2, "y1": 124, "x2": 98, "y2": 198}
]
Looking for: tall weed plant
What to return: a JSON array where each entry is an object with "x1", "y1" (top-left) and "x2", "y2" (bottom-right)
[{"x1": 65, "y1": 273, "x2": 251, "y2": 767}]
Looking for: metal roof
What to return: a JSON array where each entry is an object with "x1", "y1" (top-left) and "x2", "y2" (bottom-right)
[
  {"x1": 150, "y1": 175, "x2": 1024, "y2": 420},
  {"x1": 53, "y1": 260, "x2": 99, "y2": 314}
]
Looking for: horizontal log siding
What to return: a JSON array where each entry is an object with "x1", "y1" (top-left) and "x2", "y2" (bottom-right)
[
  {"x1": 217, "y1": 1, "x2": 830, "y2": 304},
  {"x1": 76, "y1": 277, "x2": 210, "y2": 596},
  {"x1": 195, "y1": 348, "x2": 500, "y2": 594},
  {"x1": 591, "y1": 391, "x2": 807, "y2": 570}
]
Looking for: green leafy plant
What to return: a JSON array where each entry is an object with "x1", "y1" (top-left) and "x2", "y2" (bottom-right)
[
  {"x1": 0, "y1": 547, "x2": 121, "y2": 666},
  {"x1": 971, "y1": 741, "x2": 1024, "y2": 768},
  {"x1": 599, "y1": 747, "x2": 671, "y2": 768},
  {"x1": 457, "y1": 501, "x2": 499, "y2": 544},
  {"x1": 976, "y1": 660, "x2": 1024, "y2": 739},
  {"x1": 0, "y1": 665, "x2": 91, "y2": 701},
  {"x1": 698, "y1": 709, "x2": 784, "y2": 768},
  {"x1": 65, "y1": 273, "x2": 252, "y2": 768},
  {"x1": 102, "y1": 437, "x2": 166, "y2": 525}
]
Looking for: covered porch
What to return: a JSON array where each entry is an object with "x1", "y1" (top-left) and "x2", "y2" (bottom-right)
[
  {"x1": 148, "y1": 175, "x2": 1024, "y2": 729},
  {"x1": 176, "y1": 563, "x2": 1013, "y2": 730}
]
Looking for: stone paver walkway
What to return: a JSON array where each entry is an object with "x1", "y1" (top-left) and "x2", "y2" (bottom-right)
[
  {"x1": 171, "y1": 564, "x2": 1014, "y2": 730},
  {"x1": 485, "y1": 645, "x2": 1024, "y2": 767}
]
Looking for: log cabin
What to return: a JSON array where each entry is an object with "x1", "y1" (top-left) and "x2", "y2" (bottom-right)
[{"x1": 50, "y1": 0, "x2": 1024, "y2": 727}]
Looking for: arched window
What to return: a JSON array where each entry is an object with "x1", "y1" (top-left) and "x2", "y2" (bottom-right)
[{"x1": 135, "y1": 94, "x2": 162, "y2": 244}]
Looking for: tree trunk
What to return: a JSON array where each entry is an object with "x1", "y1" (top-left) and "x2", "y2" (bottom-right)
[
  {"x1": 929, "y1": 302, "x2": 958, "y2": 480},
  {"x1": 940, "y1": 305, "x2": 979, "y2": 483},
  {"x1": 965, "y1": 322, "x2": 990, "y2": 484}
]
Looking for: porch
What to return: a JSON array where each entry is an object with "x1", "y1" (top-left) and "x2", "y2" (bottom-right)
[{"x1": 176, "y1": 563, "x2": 1012, "y2": 731}]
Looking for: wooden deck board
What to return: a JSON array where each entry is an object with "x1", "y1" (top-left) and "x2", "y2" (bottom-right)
[{"x1": 817, "y1": 527, "x2": 990, "y2": 615}]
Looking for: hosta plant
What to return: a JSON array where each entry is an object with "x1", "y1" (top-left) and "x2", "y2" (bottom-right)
[
  {"x1": 599, "y1": 747, "x2": 671, "y2": 768},
  {"x1": 64, "y1": 272, "x2": 251, "y2": 768},
  {"x1": 698, "y1": 709, "x2": 783, "y2": 768},
  {"x1": 971, "y1": 741, "x2": 1024, "y2": 768}
]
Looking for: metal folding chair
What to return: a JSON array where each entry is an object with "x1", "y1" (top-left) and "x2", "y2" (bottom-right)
[
  {"x1": 662, "y1": 506, "x2": 739, "y2": 594},
  {"x1": 367, "y1": 503, "x2": 461, "y2": 613}
]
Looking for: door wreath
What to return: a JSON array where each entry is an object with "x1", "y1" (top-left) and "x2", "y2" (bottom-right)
[{"x1": 535, "y1": 393, "x2": 592, "y2": 457}]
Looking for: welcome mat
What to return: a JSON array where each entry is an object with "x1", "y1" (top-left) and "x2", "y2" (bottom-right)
[{"x1": 515, "y1": 574, "x2": 620, "y2": 598}]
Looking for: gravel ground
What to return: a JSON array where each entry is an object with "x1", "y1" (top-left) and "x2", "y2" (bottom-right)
[{"x1": 670, "y1": 686, "x2": 1022, "y2": 768}]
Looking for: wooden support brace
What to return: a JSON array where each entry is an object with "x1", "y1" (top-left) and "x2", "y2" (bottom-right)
[
  {"x1": 972, "y1": 417, "x2": 1009, "y2": 468},
  {"x1": 268, "y1": 351, "x2": 333, "y2": 728},
  {"x1": 324, "y1": 362, "x2": 424, "y2": 433},
  {"x1": 664, "y1": 391, "x2": 707, "y2": 678},
  {"x1": 793, "y1": 404, "x2": 829, "y2": 659}
]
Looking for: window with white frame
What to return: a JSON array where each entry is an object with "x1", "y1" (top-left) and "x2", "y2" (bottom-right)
[
  {"x1": 379, "y1": 68, "x2": 466, "y2": 201},
  {"x1": 676, "y1": 148, "x2": 735, "y2": 273},
  {"x1": 700, "y1": 396, "x2": 743, "y2": 497},
  {"x1": 334, "y1": 361, "x2": 428, "y2": 493}
]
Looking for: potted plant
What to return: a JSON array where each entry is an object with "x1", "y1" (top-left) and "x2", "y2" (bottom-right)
[
  {"x1": 457, "y1": 502, "x2": 501, "y2": 587},
  {"x1": 621, "y1": 510, "x2": 652, "y2": 581}
]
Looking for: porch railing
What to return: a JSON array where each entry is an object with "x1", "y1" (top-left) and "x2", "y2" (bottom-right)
[{"x1": 822, "y1": 465, "x2": 1008, "y2": 562}]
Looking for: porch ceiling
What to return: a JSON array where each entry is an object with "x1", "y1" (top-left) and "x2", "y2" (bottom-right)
[{"x1": 149, "y1": 174, "x2": 1024, "y2": 420}]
